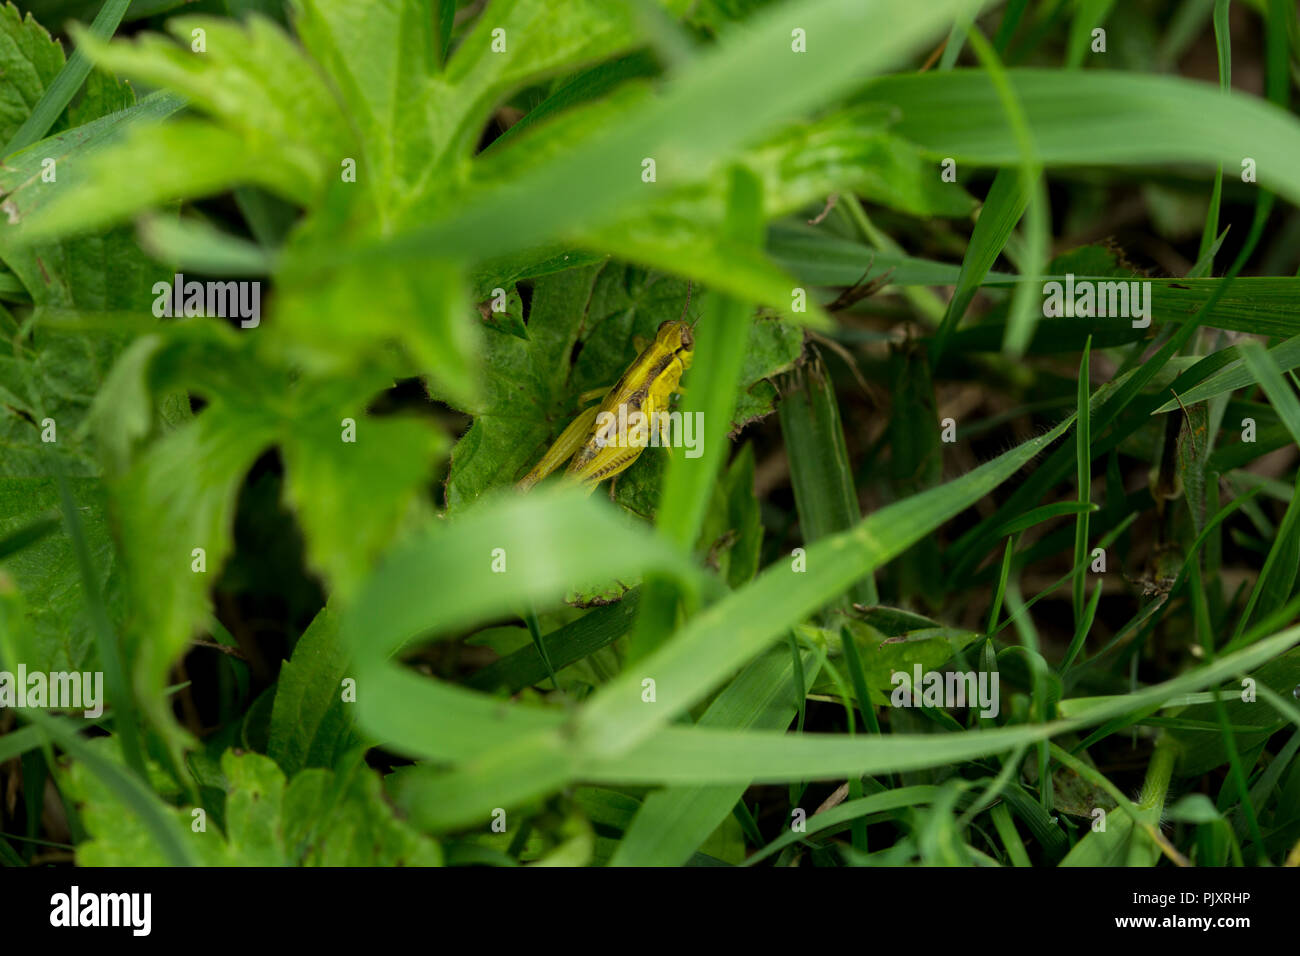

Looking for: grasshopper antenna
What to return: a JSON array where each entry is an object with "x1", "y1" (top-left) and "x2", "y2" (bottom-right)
[{"x1": 678, "y1": 281, "x2": 697, "y2": 327}]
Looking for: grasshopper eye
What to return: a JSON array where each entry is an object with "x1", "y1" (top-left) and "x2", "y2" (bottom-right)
[{"x1": 679, "y1": 325, "x2": 694, "y2": 350}]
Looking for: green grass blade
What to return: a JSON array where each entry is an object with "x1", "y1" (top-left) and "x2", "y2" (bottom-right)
[
  {"x1": 744, "y1": 786, "x2": 940, "y2": 865},
  {"x1": 389, "y1": 623, "x2": 1300, "y2": 834},
  {"x1": 580, "y1": 623, "x2": 1300, "y2": 784},
  {"x1": 340, "y1": 489, "x2": 708, "y2": 760},
  {"x1": 861, "y1": 70, "x2": 1300, "y2": 208},
  {"x1": 929, "y1": 167, "x2": 1032, "y2": 362},
  {"x1": 1065, "y1": 0, "x2": 1115, "y2": 68},
  {"x1": 609, "y1": 646, "x2": 820, "y2": 866},
  {"x1": 1195, "y1": 0, "x2": 1231, "y2": 269},
  {"x1": 629, "y1": 166, "x2": 762, "y2": 661},
  {"x1": 964, "y1": 26, "x2": 1047, "y2": 356},
  {"x1": 20, "y1": 710, "x2": 197, "y2": 866},
  {"x1": 1228, "y1": 343, "x2": 1300, "y2": 643},
  {"x1": 1153, "y1": 335, "x2": 1300, "y2": 413},
  {"x1": 578, "y1": 414, "x2": 1077, "y2": 758},
  {"x1": 55, "y1": 473, "x2": 144, "y2": 780},
  {"x1": 1240, "y1": 340, "x2": 1300, "y2": 445},
  {"x1": 2, "y1": 0, "x2": 133, "y2": 156},
  {"x1": 777, "y1": 353, "x2": 877, "y2": 605},
  {"x1": 1073, "y1": 337, "x2": 1092, "y2": 631},
  {"x1": 466, "y1": 592, "x2": 643, "y2": 693}
]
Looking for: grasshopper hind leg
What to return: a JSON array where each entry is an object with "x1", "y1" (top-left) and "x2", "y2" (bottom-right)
[{"x1": 516, "y1": 404, "x2": 602, "y2": 491}]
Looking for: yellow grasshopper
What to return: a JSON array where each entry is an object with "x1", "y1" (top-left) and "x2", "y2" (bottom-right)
[{"x1": 517, "y1": 289, "x2": 696, "y2": 494}]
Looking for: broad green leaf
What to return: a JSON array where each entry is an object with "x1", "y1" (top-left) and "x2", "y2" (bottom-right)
[
  {"x1": 0, "y1": 90, "x2": 179, "y2": 485},
  {"x1": 431, "y1": 0, "x2": 642, "y2": 177},
  {"x1": 267, "y1": 605, "x2": 363, "y2": 777},
  {"x1": 1061, "y1": 743, "x2": 1172, "y2": 867},
  {"x1": 0, "y1": 322, "x2": 130, "y2": 476},
  {"x1": 283, "y1": 762, "x2": 443, "y2": 866},
  {"x1": 278, "y1": 382, "x2": 445, "y2": 598},
  {"x1": 0, "y1": 479, "x2": 118, "y2": 673},
  {"x1": 84, "y1": 322, "x2": 233, "y2": 476},
  {"x1": 1166, "y1": 792, "x2": 1226, "y2": 825},
  {"x1": 444, "y1": 262, "x2": 608, "y2": 509},
  {"x1": 116, "y1": 390, "x2": 279, "y2": 749},
  {"x1": 0, "y1": 3, "x2": 65, "y2": 148},
  {"x1": 289, "y1": 0, "x2": 437, "y2": 214},
  {"x1": 272, "y1": 239, "x2": 480, "y2": 409},
  {"x1": 62, "y1": 57, "x2": 135, "y2": 128},
  {"x1": 86, "y1": 14, "x2": 349, "y2": 163},
  {"x1": 0, "y1": 50, "x2": 173, "y2": 680},
  {"x1": 1059, "y1": 808, "x2": 1150, "y2": 866}
]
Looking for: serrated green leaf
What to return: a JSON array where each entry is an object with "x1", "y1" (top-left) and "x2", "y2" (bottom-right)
[
  {"x1": 63, "y1": 744, "x2": 440, "y2": 865},
  {"x1": 0, "y1": 2, "x2": 65, "y2": 148}
]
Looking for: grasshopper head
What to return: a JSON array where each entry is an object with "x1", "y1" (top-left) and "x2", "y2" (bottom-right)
[{"x1": 655, "y1": 319, "x2": 694, "y2": 368}]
